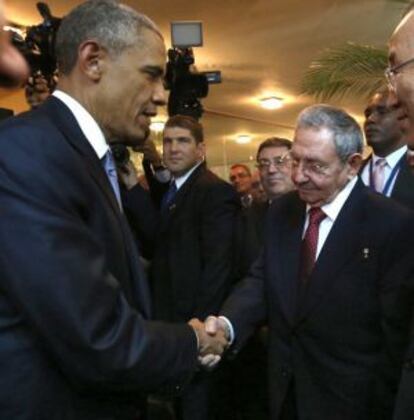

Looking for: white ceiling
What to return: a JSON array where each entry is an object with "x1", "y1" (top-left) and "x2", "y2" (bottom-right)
[{"x1": 0, "y1": 0, "x2": 407, "y2": 174}]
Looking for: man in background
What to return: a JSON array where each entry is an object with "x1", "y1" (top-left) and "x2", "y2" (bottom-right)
[
  {"x1": 361, "y1": 89, "x2": 414, "y2": 208},
  {"x1": 229, "y1": 163, "x2": 255, "y2": 207}
]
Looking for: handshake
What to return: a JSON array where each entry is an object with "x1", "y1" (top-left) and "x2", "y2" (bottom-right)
[{"x1": 188, "y1": 316, "x2": 231, "y2": 369}]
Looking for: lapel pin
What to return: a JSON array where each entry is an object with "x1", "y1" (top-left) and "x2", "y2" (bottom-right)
[{"x1": 363, "y1": 248, "x2": 370, "y2": 259}]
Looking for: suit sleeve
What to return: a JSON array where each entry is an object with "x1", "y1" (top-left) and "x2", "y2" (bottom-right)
[
  {"x1": 193, "y1": 182, "x2": 240, "y2": 319},
  {"x1": 0, "y1": 122, "x2": 198, "y2": 393},
  {"x1": 122, "y1": 183, "x2": 159, "y2": 259},
  {"x1": 373, "y1": 211, "x2": 414, "y2": 418},
  {"x1": 220, "y1": 251, "x2": 268, "y2": 352}
]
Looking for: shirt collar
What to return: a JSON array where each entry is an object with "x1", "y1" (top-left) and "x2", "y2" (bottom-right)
[
  {"x1": 52, "y1": 90, "x2": 109, "y2": 159},
  {"x1": 306, "y1": 176, "x2": 358, "y2": 223},
  {"x1": 372, "y1": 145, "x2": 407, "y2": 169},
  {"x1": 173, "y1": 160, "x2": 203, "y2": 190}
]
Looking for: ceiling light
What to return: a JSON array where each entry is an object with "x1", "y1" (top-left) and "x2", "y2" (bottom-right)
[
  {"x1": 150, "y1": 121, "x2": 165, "y2": 133},
  {"x1": 260, "y1": 96, "x2": 284, "y2": 110},
  {"x1": 235, "y1": 135, "x2": 252, "y2": 144}
]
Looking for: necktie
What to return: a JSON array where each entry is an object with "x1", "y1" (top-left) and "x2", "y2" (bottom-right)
[
  {"x1": 161, "y1": 181, "x2": 177, "y2": 210},
  {"x1": 300, "y1": 207, "x2": 326, "y2": 282},
  {"x1": 373, "y1": 158, "x2": 387, "y2": 193},
  {"x1": 102, "y1": 150, "x2": 123, "y2": 210}
]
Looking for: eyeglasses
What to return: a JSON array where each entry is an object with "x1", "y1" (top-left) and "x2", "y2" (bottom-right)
[
  {"x1": 256, "y1": 154, "x2": 291, "y2": 171},
  {"x1": 384, "y1": 57, "x2": 414, "y2": 90},
  {"x1": 290, "y1": 157, "x2": 332, "y2": 176}
]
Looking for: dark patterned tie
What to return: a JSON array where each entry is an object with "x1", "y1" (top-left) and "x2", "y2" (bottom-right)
[
  {"x1": 161, "y1": 181, "x2": 177, "y2": 210},
  {"x1": 299, "y1": 207, "x2": 326, "y2": 283}
]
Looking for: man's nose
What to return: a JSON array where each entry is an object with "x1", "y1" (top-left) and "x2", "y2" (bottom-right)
[
  {"x1": 291, "y1": 164, "x2": 307, "y2": 184},
  {"x1": 153, "y1": 80, "x2": 167, "y2": 106}
]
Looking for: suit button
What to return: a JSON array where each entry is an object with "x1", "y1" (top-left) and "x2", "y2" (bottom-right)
[
  {"x1": 175, "y1": 385, "x2": 181, "y2": 391},
  {"x1": 281, "y1": 368, "x2": 290, "y2": 378}
]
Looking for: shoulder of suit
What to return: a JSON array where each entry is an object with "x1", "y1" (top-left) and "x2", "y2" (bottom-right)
[{"x1": 362, "y1": 184, "x2": 414, "y2": 222}]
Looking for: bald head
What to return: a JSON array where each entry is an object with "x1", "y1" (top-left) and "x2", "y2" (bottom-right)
[{"x1": 388, "y1": 10, "x2": 414, "y2": 148}]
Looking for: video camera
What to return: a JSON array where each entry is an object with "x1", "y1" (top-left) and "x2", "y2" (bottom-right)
[
  {"x1": 165, "y1": 22, "x2": 221, "y2": 120},
  {"x1": 11, "y1": 2, "x2": 61, "y2": 88}
]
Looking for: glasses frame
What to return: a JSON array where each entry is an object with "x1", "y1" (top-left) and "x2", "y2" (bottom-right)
[
  {"x1": 256, "y1": 151, "x2": 291, "y2": 171},
  {"x1": 385, "y1": 57, "x2": 414, "y2": 89}
]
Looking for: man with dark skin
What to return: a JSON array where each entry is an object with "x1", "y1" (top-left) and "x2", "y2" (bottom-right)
[
  {"x1": 0, "y1": 2, "x2": 226, "y2": 419},
  {"x1": 361, "y1": 90, "x2": 414, "y2": 208}
]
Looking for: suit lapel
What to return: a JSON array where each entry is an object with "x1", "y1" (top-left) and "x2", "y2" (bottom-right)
[
  {"x1": 40, "y1": 97, "x2": 121, "y2": 217},
  {"x1": 275, "y1": 195, "x2": 305, "y2": 325},
  {"x1": 296, "y1": 181, "x2": 367, "y2": 322},
  {"x1": 40, "y1": 97, "x2": 152, "y2": 317},
  {"x1": 159, "y1": 163, "x2": 205, "y2": 230},
  {"x1": 391, "y1": 155, "x2": 412, "y2": 199}
]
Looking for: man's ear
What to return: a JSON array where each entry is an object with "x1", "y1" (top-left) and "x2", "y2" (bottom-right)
[
  {"x1": 197, "y1": 141, "x2": 206, "y2": 159},
  {"x1": 77, "y1": 40, "x2": 107, "y2": 81},
  {"x1": 347, "y1": 153, "x2": 363, "y2": 177}
]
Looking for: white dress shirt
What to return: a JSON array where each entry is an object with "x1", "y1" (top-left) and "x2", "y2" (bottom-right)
[
  {"x1": 303, "y1": 175, "x2": 358, "y2": 260},
  {"x1": 222, "y1": 176, "x2": 359, "y2": 343},
  {"x1": 52, "y1": 90, "x2": 109, "y2": 159},
  {"x1": 171, "y1": 160, "x2": 203, "y2": 190},
  {"x1": 360, "y1": 145, "x2": 407, "y2": 197}
]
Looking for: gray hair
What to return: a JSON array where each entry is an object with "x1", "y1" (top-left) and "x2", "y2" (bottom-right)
[
  {"x1": 296, "y1": 104, "x2": 363, "y2": 162},
  {"x1": 56, "y1": 0, "x2": 162, "y2": 74}
]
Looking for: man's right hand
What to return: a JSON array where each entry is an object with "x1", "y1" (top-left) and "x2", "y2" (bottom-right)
[{"x1": 188, "y1": 318, "x2": 228, "y2": 357}]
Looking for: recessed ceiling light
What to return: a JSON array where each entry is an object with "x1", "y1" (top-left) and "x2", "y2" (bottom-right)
[
  {"x1": 260, "y1": 96, "x2": 284, "y2": 110},
  {"x1": 150, "y1": 121, "x2": 165, "y2": 133},
  {"x1": 235, "y1": 135, "x2": 252, "y2": 144}
]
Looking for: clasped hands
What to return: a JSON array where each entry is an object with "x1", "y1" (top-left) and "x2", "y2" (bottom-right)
[{"x1": 189, "y1": 316, "x2": 230, "y2": 369}]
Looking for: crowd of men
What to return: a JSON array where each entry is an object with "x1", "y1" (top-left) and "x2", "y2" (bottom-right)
[{"x1": 1, "y1": 1, "x2": 414, "y2": 420}]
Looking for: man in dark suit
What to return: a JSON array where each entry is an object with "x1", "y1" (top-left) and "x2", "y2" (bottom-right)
[
  {"x1": 146, "y1": 115, "x2": 239, "y2": 420},
  {"x1": 229, "y1": 163, "x2": 255, "y2": 208},
  {"x1": 204, "y1": 104, "x2": 414, "y2": 419},
  {"x1": 223, "y1": 137, "x2": 295, "y2": 420},
  {"x1": 361, "y1": 89, "x2": 414, "y2": 209},
  {"x1": 0, "y1": 2, "x2": 227, "y2": 419},
  {"x1": 386, "y1": 7, "x2": 414, "y2": 419}
]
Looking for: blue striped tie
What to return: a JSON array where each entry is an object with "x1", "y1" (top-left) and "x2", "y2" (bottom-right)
[{"x1": 102, "y1": 150, "x2": 123, "y2": 210}]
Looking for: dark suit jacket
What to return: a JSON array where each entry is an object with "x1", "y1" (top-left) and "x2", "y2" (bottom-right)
[
  {"x1": 235, "y1": 200, "x2": 269, "y2": 279},
  {"x1": 0, "y1": 97, "x2": 198, "y2": 420},
  {"x1": 221, "y1": 181, "x2": 414, "y2": 420},
  {"x1": 149, "y1": 163, "x2": 240, "y2": 322},
  {"x1": 360, "y1": 153, "x2": 414, "y2": 209}
]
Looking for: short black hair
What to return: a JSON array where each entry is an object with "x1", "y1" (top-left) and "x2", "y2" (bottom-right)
[
  {"x1": 256, "y1": 137, "x2": 292, "y2": 161},
  {"x1": 164, "y1": 115, "x2": 204, "y2": 144}
]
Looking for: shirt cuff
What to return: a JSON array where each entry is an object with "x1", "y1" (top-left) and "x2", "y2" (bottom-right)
[{"x1": 219, "y1": 316, "x2": 235, "y2": 345}]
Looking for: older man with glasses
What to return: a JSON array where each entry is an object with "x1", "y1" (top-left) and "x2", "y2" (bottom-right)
[
  {"x1": 202, "y1": 104, "x2": 414, "y2": 420},
  {"x1": 386, "y1": 6, "x2": 414, "y2": 420}
]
